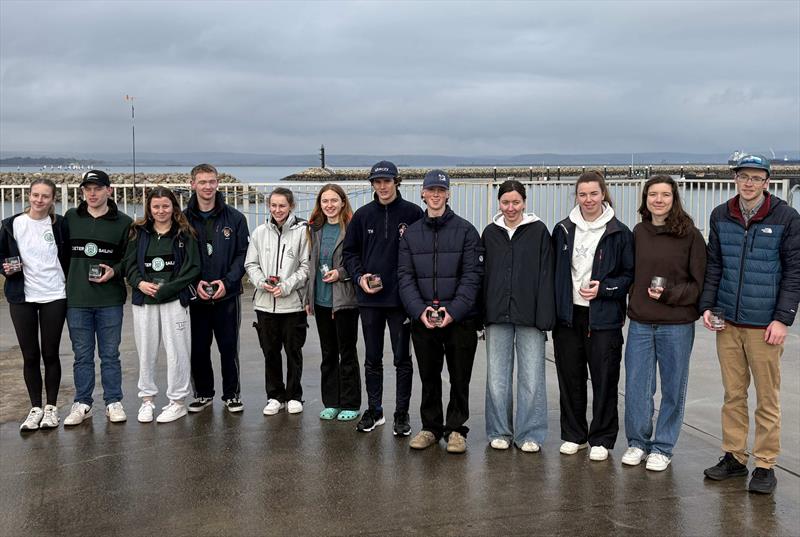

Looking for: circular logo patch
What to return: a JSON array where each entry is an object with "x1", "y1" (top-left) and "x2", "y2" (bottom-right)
[
  {"x1": 152, "y1": 257, "x2": 165, "y2": 271},
  {"x1": 207, "y1": 243, "x2": 213, "y2": 256},
  {"x1": 85, "y1": 242, "x2": 98, "y2": 257},
  {"x1": 43, "y1": 230, "x2": 55, "y2": 244}
]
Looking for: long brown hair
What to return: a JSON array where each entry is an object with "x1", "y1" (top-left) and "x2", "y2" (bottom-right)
[
  {"x1": 638, "y1": 175, "x2": 694, "y2": 237},
  {"x1": 307, "y1": 184, "x2": 353, "y2": 239},
  {"x1": 575, "y1": 170, "x2": 614, "y2": 208},
  {"x1": 130, "y1": 186, "x2": 196, "y2": 238}
]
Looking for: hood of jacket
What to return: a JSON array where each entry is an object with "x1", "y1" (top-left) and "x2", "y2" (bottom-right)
[
  {"x1": 569, "y1": 202, "x2": 614, "y2": 232},
  {"x1": 492, "y1": 211, "x2": 540, "y2": 230}
]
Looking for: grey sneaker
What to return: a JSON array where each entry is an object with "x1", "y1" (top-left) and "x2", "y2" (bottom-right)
[
  {"x1": 20, "y1": 407, "x2": 44, "y2": 431},
  {"x1": 409, "y1": 430, "x2": 438, "y2": 450},
  {"x1": 39, "y1": 405, "x2": 59, "y2": 429}
]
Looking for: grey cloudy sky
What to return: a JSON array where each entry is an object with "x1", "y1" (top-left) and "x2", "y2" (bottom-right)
[{"x1": 1, "y1": 0, "x2": 798, "y2": 156}]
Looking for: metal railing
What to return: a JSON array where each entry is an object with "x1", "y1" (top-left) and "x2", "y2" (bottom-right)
[{"x1": 0, "y1": 178, "x2": 791, "y2": 238}]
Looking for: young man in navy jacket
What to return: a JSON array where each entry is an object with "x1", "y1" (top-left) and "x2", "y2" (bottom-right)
[
  {"x1": 398, "y1": 170, "x2": 483, "y2": 453},
  {"x1": 184, "y1": 164, "x2": 250, "y2": 413},
  {"x1": 342, "y1": 161, "x2": 423, "y2": 434},
  {"x1": 700, "y1": 154, "x2": 800, "y2": 494}
]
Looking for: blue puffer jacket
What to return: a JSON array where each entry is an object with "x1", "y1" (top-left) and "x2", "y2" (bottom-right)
[
  {"x1": 398, "y1": 206, "x2": 483, "y2": 322},
  {"x1": 552, "y1": 216, "x2": 634, "y2": 330},
  {"x1": 699, "y1": 193, "x2": 800, "y2": 327}
]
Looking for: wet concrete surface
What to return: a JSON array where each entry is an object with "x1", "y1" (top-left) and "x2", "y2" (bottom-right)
[{"x1": 0, "y1": 297, "x2": 798, "y2": 536}]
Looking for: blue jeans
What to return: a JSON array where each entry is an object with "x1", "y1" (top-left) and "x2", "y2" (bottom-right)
[
  {"x1": 67, "y1": 305, "x2": 124, "y2": 406},
  {"x1": 624, "y1": 320, "x2": 694, "y2": 457},
  {"x1": 485, "y1": 323, "x2": 548, "y2": 446}
]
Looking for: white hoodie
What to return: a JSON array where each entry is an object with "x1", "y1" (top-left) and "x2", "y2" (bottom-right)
[
  {"x1": 569, "y1": 202, "x2": 614, "y2": 306},
  {"x1": 492, "y1": 211, "x2": 540, "y2": 239}
]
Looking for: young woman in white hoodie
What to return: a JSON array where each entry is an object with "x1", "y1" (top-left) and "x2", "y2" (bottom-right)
[
  {"x1": 552, "y1": 171, "x2": 634, "y2": 462},
  {"x1": 245, "y1": 187, "x2": 310, "y2": 416}
]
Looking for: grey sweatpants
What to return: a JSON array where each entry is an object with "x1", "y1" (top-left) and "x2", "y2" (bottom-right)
[{"x1": 132, "y1": 300, "x2": 192, "y2": 402}]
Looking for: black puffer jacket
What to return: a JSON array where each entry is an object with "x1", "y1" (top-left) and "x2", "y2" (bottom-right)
[
  {"x1": 482, "y1": 217, "x2": 555, "y2": 330},
  {"x1": 552, "y1": 216, "x2": 634, "y2": 330},
  {"x1": 398, "y1": 206, "x2": 483, "y2": 322}
]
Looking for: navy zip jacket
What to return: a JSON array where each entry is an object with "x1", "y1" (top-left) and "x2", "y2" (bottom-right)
[
  {"x1": 699, "y1": 192, "x2": 800, "y2": 327},
  {"x1": 0, "y1": 213, "x2": 70, "y2": 304},
  {"x1": 552, "y1": 216, "x2": 634, "y2": 330},
  {"x1": 397, "y1": 206, "x2": 483, "y2": 322},
  {"x1": 184, "y1": 192, "x2": 249, "y2": 301},
  {"x1": 482, "y1": 219, "x2": 556, "y2": 330},
  {"x1": 343, "y1": 192, "x2": 423, "y2": 307}
]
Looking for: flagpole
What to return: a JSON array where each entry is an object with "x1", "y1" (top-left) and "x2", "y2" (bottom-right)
[{"x1": 125, "y1": 95, "x2": 136, "y2": 217}]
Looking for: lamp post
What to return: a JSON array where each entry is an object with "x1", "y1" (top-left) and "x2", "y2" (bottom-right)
[{"x1": 124, "y1": 94, "x2": 136, "y2": 216}]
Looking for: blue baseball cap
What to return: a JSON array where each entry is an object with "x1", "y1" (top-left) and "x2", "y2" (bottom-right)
[
  {"x1": 732, "y1": 154, "x2": 770, "y2": 177},
  {"x1": 368, "y1": 160, "x2": 398, "y2": 181},
  {"x1": 422, "y1": 169, "x2": 450, "y2": 190}
]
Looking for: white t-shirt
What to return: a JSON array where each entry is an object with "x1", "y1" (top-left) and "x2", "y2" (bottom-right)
[{"x1": 13, "y1": 213, "x2": 66, "y2": 303}]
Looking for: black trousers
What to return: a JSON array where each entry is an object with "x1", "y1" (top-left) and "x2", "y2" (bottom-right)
[
  {"x1": 552, "y1": 305, "x2": 623, "y2": 448},
  {"x1": 359, "y1": 306, "x2": 413, "y2": 415},
  {"x1": 9, "y1": 299, "x2": 67, "y2": 407},
  {"x1": 254, "y1": 310, "x2": 307, "y2": 402},
  {"x1": 190, "y1": 296, "x2": 242, "y2": 400},
  {"x1": 314, "y1": 305, "x2": 361, "y2": 410},
  {"x1": 411, "y1": 319, "x2": 478, "y2": 439}
]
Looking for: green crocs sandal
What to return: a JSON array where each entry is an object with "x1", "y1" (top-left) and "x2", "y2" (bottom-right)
[
  {"x1": 337, "y1": 410, "x2": 360, "y2": 421},
  {"x1": 320, "y1": 407, "x2": 340, "y2": 420}
]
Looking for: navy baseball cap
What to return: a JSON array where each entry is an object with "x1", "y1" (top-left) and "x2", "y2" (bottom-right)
[
  {"x1": 422, "y1": 169, "x2": 450, "y2": 190},
  {"x1": 80, "y1": 170, "x2": 111, "y2": 188},
  {"x1": 732, "y1": 154, "x2": 771, "y2": 177},
  {"x1": 368, "y1": 161, "x2": 398, "y2": 181}
]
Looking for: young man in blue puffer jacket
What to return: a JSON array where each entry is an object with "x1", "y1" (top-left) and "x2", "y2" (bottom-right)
[
  {"x1": 398, "y1": 170, "x2": 483, "y2": 454},
  {"x1": 700, "y1": 154, "x2": 800, "y2": 494}
]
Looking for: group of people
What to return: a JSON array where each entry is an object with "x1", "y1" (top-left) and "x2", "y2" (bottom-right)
[{"x1": 1, "y1": 154, "x2": 796, "y2": 496}]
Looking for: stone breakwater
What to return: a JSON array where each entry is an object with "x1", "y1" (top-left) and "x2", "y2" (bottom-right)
[
  {"x1": 285, "y1": 164, "x2": 800, "y2": 181},
  {"x1": 0, "y1": 172, "x2": 241, "y2": 202}
]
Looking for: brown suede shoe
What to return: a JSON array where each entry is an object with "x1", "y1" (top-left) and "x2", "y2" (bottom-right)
[
  {"x1": 446, "y1": 431, "x2": 467, "y2": 454},
  {"x1": 410, "y1": 430, "x2": 438, "y2": 450}
]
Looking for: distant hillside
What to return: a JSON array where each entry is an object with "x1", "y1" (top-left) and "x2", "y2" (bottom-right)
[{"x1": 2, "y1": 150, "x2": 798, "y2": 167}]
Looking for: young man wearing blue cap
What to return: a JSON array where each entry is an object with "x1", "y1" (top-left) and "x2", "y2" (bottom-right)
[
  {"x1": 700, "y1": 154, "x2": 800, "y2": 494},
  {"x1": 398, "y1": 170, "x2": 483, "y2": 453},
  {"x1": 342, "y1": 161, "x2": 423, "y2": 434},
  {"x1": 63, "y1": 170, "x2": 133, "y2": 425}
]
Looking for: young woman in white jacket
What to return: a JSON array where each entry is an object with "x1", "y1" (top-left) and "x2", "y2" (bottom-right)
[{"x1": 245, "y1": 187, "x2": 310, "y2": 416}]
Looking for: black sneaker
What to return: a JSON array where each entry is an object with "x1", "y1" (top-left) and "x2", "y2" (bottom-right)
[
  {"x1": 223, "y1": 398, "x2": 244, "y2": 413},
  {"x1": 393, "y1": 411, "x2": 411, "y2": 437},
  {"x1": 356, "y1": 409, "x2": 385, "y2": 433},
  {"x1": 188, "y1": 397, "x2": 213, "y2": 413},
  {"x1": 704, "y1": 452, "x2": 749, "y2": 481},
  {"x1": 748, "y1": 468, "x2": 777, "y2": 494}
]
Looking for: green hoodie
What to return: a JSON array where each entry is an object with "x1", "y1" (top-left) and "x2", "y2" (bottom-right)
[{"x1": 64, "y1": 200, "x2": 132, "y2": 307}]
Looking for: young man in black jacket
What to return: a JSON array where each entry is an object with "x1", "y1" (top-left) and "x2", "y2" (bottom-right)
[
  {"x1": 342, "y1": 161, "x2": 423, "y2": 434},
  {"x1": 184, "y1": 164, "x2": 250, "y2": 413},
  {"x1": 398, "y1": 170, "x2": 483, "y2": 453}
]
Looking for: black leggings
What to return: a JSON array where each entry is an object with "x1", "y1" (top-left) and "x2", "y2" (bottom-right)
[{"x1": 9, "y1": 299, "x2": 67, "y2": 407}]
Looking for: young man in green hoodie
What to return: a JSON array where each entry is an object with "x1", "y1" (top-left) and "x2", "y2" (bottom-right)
[{"x1": 63, "y1": 170, "x2": 133, "y2": 426}]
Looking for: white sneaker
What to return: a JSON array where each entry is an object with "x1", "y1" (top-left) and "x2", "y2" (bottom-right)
[
  {"x1": 40, "y1": 405, "x2": 59, "y2": 429},
  {"x1": 520, "y1": 441, "x2": 541, "y2": 453},
  {"x1": 490, "y1": 438, "x2": 510, "y2": 450},
  {"x1": 589, "y1": 445, "x2": 609, "y2": 461},
  {"x1": 622, "y1": 447, "x2": 647, "y2": 466},
  {"x1": 20, "y1": 407, "x2": 44, "y2": 431},
  {"x1": 646, "y1": 453, "x2": 671, "y2": 472},
  {"x1": 64, "y1": 403, "x2": 93, "y2": 426},
  {"x1": 287, "y1": 400, "x2": 303, "y2": 414},
  {"x1": 156, "y1": 401, "x2": 188, "y2": 423},
  {"x1": 106, "y1": 402, "x2": 127, "y2": 423},
  {"x1": 138, "y1": 400, "x2": 156, "y2": 423},
  {"x1": 559, "y1": 441, "x2": 589, "y2": 455},
  {"x1": 262, "y1": 399, "x2": 285, "y2": 416}
]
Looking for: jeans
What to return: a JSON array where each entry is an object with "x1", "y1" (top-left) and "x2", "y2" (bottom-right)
[
  {"x1": 485, "y1": 323, "x2": 548, "y2": 446},
  {"x1": 624, "y1": 320, "x2": 694, "y2": 457},
  {"x1": 66, "y1": 305, "x2": 124, "y2": 406}
]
